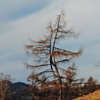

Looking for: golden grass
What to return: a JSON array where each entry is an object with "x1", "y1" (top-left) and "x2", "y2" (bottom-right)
[{"x1": 73, "y1": 89, "x2": 100, "y2": 100}]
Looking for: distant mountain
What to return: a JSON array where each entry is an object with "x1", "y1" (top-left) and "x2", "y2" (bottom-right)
[{"x1": 8, "y1": 82, "x2": 32, "y2": 100}]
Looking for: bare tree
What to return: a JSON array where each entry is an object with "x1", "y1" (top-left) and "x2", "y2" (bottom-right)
[
  {"x1": 27, "y1": 71, "x2": 48, "y2": 100},
  {"x1": 25, "y1": 10, "x2": 82, "y2": 100},
  {"x1": 0, "y1": 72, "x2": 14, "y2": 100},
  {"x1": 83, "y1": 76, "x2": 99, "y2": 95}
]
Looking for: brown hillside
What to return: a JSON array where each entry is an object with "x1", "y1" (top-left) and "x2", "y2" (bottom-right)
[{"x1": 73, "y1": 89, "x2": 100, "y2": 100}]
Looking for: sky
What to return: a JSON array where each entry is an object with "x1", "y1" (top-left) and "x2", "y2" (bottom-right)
[{"x1": 0, "y1": 0, "x2": 100, "y2": 83}]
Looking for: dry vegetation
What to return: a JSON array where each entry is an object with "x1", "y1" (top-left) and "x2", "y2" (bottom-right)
[
  {"x1": 0, "y1": 73, "x2": 15, "y2": 100},
  {"x1": 73, "y1": 89, "x2": 100, "y2": 100}
]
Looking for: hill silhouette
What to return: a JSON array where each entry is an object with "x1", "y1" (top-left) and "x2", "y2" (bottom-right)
[{"x1": 8, "y1": 82, "x2": 32, "y2": 100}]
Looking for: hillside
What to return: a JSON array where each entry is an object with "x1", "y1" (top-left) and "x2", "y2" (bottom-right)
[
  {"x1": 73, "y1": 89, "x2": 100, "y2": 100},
  {"x1": 9, "y1": 82, "x2": 31, "y2": 100}
]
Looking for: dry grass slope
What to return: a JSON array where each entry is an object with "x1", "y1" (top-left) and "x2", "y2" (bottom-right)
[{"x1": 73, "y1": 89, "x2": 100, "y2": 100}]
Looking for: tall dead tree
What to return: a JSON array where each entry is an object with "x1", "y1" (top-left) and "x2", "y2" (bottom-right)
[{"x1": 25, "y1": 10, "x2": 82, "y2": 100}]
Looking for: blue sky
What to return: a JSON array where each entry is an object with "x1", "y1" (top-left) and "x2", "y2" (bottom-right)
[{"x1": 0, "y1": 0, "x2": 100, "y2": 83}]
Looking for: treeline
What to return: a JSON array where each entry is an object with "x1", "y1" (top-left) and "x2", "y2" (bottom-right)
[
  {"x1": 0, "y1": 67, "x2": 99, "y2": 100},
  {"x1": 26, "y1": 64, "x2": 100, "y2": 100}
]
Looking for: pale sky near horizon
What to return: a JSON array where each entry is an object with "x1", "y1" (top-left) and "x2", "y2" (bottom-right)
[{"x1": 0, "y1": 0, "x2": 100, "y2": 83}]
